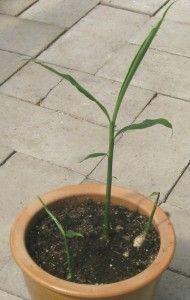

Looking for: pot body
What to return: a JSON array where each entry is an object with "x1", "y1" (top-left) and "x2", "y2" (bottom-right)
[{"x1": 10, "y1": 184, "x2": 175, "y2": 300}]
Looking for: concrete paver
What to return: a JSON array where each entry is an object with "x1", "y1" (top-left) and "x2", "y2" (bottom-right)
[
  {"x1": 102, "y1": 0, "x2": 169, "y2": 16},
  {"x1": 0, "y1": 50, "x2": 28, "y2": 85},
  {"x1": 0, "y1": 260, "x2": 29, "y2": 299},
  {"x1": 39, "y1": 5, "x2": 149, "y2": 74},
  {"x1": 40, "y1": 65, "x2": 155, "y2": 127},
  {"x1": 0, "y1": 0, "x2": 37, "y2": 16},
  {"x1": 90, "y1": 94, "x2": 190, "y2": 198},
  {"x1": 21, "y1": 0, "x2": 99, "y2": 28},
  {"x1": 97, "y1": 43, "x2": 190, "y2": 101},
  {"x1": 161, "y1": 203, "x2": 190, "y2": 276},
  {"x1": 0, "y1": 290, "x2": 22, "y2": 300},
  {"x1": 0, "y1": 14, "x2": 63, "y2": 56},
  {"x1": 155, "y1": 270, "x2": 190, "y2": 300},
  {"x1": 0, "y1": 152, "x2": 84, "y2": 269},
  {"x1": 0, "y1": 94, "x2": 108, "y2": 175},
  {"x1": 156, "y1": 0, "x2": 190, "y2": 24},
  {"x1": 0, "y1": 62, "x2": 62, "y2": 104},
  {"x1": 129, "y1": 17, "x2": 190, "y2": 58}
]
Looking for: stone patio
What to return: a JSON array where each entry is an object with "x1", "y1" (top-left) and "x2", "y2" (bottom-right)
[{"x1": 0, "y1": 1, "x2": 189, "y2": 299}]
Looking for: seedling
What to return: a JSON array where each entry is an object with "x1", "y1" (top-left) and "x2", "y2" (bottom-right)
[
  {"x1": 133, "y1": 192, "x2": 160, "y2": 249},
  {"x1": 35, "y1": 3, "x2": 174, "y2": 239},
  {"x1": 38, "y1": 196, "x2": 83, "y2": 280}
]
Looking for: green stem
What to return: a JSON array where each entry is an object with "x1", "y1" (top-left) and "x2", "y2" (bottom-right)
[
  {"x1": 63, "y1": 236, "x2": 73, "y2": 280},
  {"x1": 144, "y1": 192, "x2": 160, "y2": 235},
  {"x1": 103, "y1": 122, "x2": 115, "y2": 238}
]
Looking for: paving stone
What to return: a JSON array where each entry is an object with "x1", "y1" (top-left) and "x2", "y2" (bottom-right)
[
  {"x1": 156, "y1": 0, "x2": 190, "y2": 24},
  {"x1": 0, "y1": 145, "x2": 14, "y2": 164},
  {"x1": 0, "y1": 152, "x2": 84, "y2": 269},
  {"x1": 167, "y1": 165, "x2": 190, "y2": 209},
  {"x1": 0, "y1": 94, "x2": 108, "y2": 175},
  {"x1": 161, "y1": 203, "x2": 190, "y2": 276},
  {"x1": 97, "y1": 43, "x2": 190, "y2": 101},
  {"x1": 39, "y1": 5, "x2": 148, "y2": 74},
  {"x1": 0, "y1": 14, "x2": 63, "y2": 56},
  {"x1": 0, "y1": 290, "x2": 22, "y2": 300},
  {"x1": 21, "y1": 0, "x2": 99, "y2": 28},
  {"x1": 129, "y1": 17, "x2": 190, "y2": 58},
  {"x1": 155, "y1": 270, "x2": 190, "y2": 300},
  {"x1": 0, "y1": 62, "x2": 62, "y2": 104},
  {"x1": 41, "y1": 65, "x2": 155, "y2": 127},
  {"x1": 90, "y1": 94, "x2": 190, "y2": 198},
  {"x1": 102, "y1": 0, "x2": 169, "y2": 16},
  {"x1": 0, "y1": 260, "x2": 29, "y2": 299},
  {"x1": 0, "y1": 50, "x2": 27, "y2": 85},
  {"x1": 0, "y1": 0, "x2": 37, "y2": 16}
]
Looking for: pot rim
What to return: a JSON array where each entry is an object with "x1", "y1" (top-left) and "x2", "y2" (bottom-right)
[{"x1": 10, "y1": 183, "x2": 175, "y2": 299}]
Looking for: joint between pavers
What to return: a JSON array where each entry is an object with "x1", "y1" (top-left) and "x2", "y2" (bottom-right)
[
  {"x1": 163, "y1": 160, "x2": 190, "y2": 203},
  {"x1": 0, "y1": 151, "x2": 16, "y2": 167},
  {"x1": 0, "y1": 288, "x2": 26, "y2": 300},
  {"x1": 16, "y1": 0, "x2": 39, "y2": 17},
  {"x1": 36, "y1": 77, "x2": 62, "y2": 106},
  {"x1": 168, "y1": 266, "x2": 190, "y2": 279},
  {"x1": 101, "y1": 2, "x2": 151, "y2": 16}
]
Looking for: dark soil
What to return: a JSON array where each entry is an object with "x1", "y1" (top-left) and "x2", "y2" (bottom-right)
[{"x1": 26, "y1": 198, "x2": 160, "y2": 284}]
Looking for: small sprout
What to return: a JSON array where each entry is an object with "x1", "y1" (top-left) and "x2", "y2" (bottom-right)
[
  {"x1": 123, "y1": 251, "x2": 129, "y2": 258},
  {"x1": 133, "y1": 192, "x2": 160, "y2": 249},
  {"x1": 37, "y1": 196, "x2": 83, "y2": 280}
]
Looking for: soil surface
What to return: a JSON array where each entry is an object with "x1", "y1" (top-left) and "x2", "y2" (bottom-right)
[{"x1": 26, "y1": 198, "x2": 160, "y2": 284}]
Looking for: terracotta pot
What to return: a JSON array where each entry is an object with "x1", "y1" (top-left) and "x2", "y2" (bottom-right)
[{"x1": 10, "y1": 184, "x2": 175, "y2": 300}]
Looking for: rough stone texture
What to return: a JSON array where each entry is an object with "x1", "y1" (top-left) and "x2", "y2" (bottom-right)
[
  {"x1": 0, "y1": 62, "x2": 62, "y2": 104},
  {"x1": 0, "y1": 14, "x2": 63, "y2": 56},
  {"x1": 167, "y1": 165, "x2": 190, "y2": 209},
  {"x1": 39, "y1": 5, "x2": 148, "y2": 74},
  {"x1": 129, "y1": 17, "x2": 190, "y2": 58},
  {"x1": 0, "y1": 260, "x2": 29, "y2": 299},
  {"x1": 21, "y1": 0, "x2": 99, "y2": 28},
  {"x1": 0, "y1": 94, "x2": 108, "y2": 175},
  {"x1": 0, "y1": 0, "x2": 37, "y2": 16},
  {"x1": 156, "y1": 0, "x2": 190, "y2": 24},
  {"x1": 156, "y1": 270, "x2": 190, "y2": 300},
  {"x1": 97, "y1": 43, "x2": 190, "y2": 101},
  {"x1": 41, "y1": 66, "x2": 155, "y2": 127},
  {"x1": 0, "y1": 290, "x2": 22, "y2": 300},
  {"x1": 0, "y1": 51, "x2": 27, "y2": 85},
  {"x1": 0, "y1": 145, "x2": 14, "y2": 164},
  {"x1": 90, "y1": 94, "x2": 190, "y2": 198},
  {"x1": 102, "y1": 0, "x2": 169, "y2": 16},
  {"x1": 161, "y1": 202, "x2": 190, "y2": 276},
  {"x1": 0, "y1": 152, "x2": 83, "y2": 269}
]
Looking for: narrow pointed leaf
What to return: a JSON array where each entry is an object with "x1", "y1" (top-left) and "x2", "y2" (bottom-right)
[
  {"x1": 35, "y1": 61, "x2": 110, "y2": 122},
  {"x1": 38, "y1": 196, "x2": 66, "y2": 237},
  {"x1": 115, "y1": 118, "x2": 172, "y2": 138},
  {"x1": 66, "y1": 230, "x2": 83, "y2": 238},
  {"x1": 80, "y1": 152, "x2": 107, "y2": 162},
  {"x1": 112, "y1": 2, "x2": 175, "y2": 122}
]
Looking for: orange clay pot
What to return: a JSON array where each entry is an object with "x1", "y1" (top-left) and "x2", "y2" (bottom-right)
[{"x1": 10, "y1": 184, "x2": 175, "y2": 300}]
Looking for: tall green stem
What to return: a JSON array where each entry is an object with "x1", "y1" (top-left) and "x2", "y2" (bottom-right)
[
  {"x1": 63, "y1": 236, "x2": 73, "y2": 280},
  {"x1": 103, "y1": 121, "x2": 115, "y2": 238}
]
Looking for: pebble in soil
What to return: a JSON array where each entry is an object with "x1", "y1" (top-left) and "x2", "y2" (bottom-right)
[{"x1": 26, "y1": 198, "x2": 160, "y2": 284}]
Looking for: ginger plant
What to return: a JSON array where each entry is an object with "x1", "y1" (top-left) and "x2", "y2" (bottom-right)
[
  {"x1": 38, "y1": 196, "x2": 83, "y2": 280},
  {"x1": 35, "y1": 3, "x2": 174, "y2": 239}
]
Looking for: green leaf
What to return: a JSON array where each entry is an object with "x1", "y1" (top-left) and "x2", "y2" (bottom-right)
[
  {"x1": 112, "y1": 2, "x2": 175, "y2": 123},
  {"x1": 37, "y1": 196, "x2": 66, "y2": 237},
  {"x1": 115, "y1": 118, "x2": 172, "y2": 138},
  {"x1": 66, "y1": 230, "x2": 83, "y2": 238},
  {"x1": 80, "y1": 152, "x2": 107, "y2": 162},
  {"x1": 34, "y1": 61, "x2": 110, "y2": 122}
]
